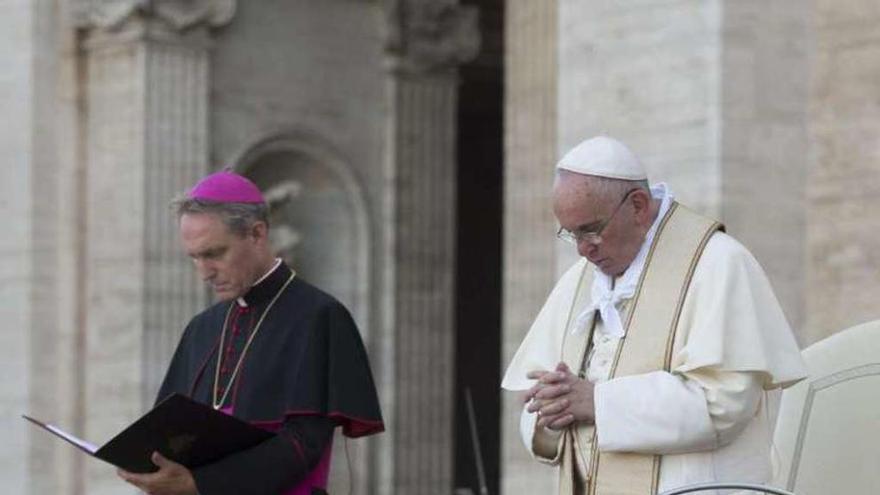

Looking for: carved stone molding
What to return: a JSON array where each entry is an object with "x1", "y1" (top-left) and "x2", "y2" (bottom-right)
[
  {"x1": 74, "y1": 0, "x2": 236, "y2": 33},
  {"x1": 385, "y1": 0, "x2": 480, "y2": 75}
]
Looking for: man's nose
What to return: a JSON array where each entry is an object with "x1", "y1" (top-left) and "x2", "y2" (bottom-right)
[
  {"x1": 577, "y1": 238, "x2": 598, "y2": 259},
  {"x1": 194, "y1": 259, "x2": 215, "y2": 281}
]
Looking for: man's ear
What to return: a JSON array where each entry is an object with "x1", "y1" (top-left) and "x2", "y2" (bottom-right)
[
  {"x1": 630, "y1": 189, "x2": 652, "y2": 222},
  {"x1": 250, "y1": 221, "x2": 269, "y2": 243}
]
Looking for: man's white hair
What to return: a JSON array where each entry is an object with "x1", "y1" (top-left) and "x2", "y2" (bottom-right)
[{"x1": 555, "y1": 169, "x2": 649, "y2": 205}]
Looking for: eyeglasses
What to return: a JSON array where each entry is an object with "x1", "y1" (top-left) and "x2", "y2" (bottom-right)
[{"x1": 556, "y1": 188, "x2": 640, "y2": 245}]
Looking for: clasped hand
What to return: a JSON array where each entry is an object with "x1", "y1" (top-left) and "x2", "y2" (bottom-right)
[
  {"x1": 524, "y1": 362, "x2": 595, "y2": 430},
  {"x1": 117, "y1": 451, "x2": 197, "y2": 495}
]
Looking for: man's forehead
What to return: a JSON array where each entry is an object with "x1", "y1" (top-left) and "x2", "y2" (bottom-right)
[
  {"x1": 181, "y1": 230, "x2": 232, "y2": 258},
  {"x1": 554, "y1": 177, "x2": 608, "y2": 209}
]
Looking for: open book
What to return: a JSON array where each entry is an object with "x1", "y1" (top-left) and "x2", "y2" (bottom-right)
[{"x1": 23, "y1": 393, "x2": 274, "y2": 473}]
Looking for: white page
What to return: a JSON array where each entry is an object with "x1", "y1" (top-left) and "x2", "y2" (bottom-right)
[
  {"x1": 44, "y1": 423, "x2": 98, "y2": 453},
  {"x1": 23, "y1": 415, "x2": 98, "y2": 454}
]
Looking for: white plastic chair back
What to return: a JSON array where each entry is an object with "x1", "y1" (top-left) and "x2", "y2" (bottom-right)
[
  {"x1": 658, "y1": 482, "x2": 795, "y2": 495},
  {"x1": 772, "y1": 320, "x2": 880, "y2": 494}
]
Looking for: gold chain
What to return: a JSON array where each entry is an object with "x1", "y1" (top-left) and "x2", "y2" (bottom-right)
[{"x1": 212, "y1": 272, "x2": 296, "y2": 410}]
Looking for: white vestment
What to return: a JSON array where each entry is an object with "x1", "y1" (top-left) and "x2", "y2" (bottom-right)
[{"x1": 502, "y1": 190, "x2": 807, "y2": 493}]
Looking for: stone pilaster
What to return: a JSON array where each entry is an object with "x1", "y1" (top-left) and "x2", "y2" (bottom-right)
[
  {"x1": 383, "y1": 1, "x2": 478, "y2": 493},
  {"x1": 501, "y1": 1, "x2": 559, "y2": 494},
  {"x1": 805, "y1": 0, "x2": 880, "y2": 344},
  {"x1": 75, "y1": 2, "x2": 232, "y2": 493}
]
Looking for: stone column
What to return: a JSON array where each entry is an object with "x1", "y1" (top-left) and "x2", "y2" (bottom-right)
[
  {"x1": 805, "y1": 0, "x2": 880, "y2": 344},
  {"x1": 500, "y1": 1, "x2": 559, "y2": 494},
  {"x1": 74, "y1": 1, "x2": 233, "y2": 493},
  {"x1": 382, "y1": 1, "x2": 478, "y2": 493}
]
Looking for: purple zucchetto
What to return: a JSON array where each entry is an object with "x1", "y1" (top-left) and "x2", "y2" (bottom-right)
[{"x1": 188, "y1": 170, "x2": 265, "y2": 204}]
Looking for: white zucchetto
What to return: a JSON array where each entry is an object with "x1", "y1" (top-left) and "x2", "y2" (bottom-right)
[{"x1": 556, "y1": 136, "x2": 648, "y2": 180}]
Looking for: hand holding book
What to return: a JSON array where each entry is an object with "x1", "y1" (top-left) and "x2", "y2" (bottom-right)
[{"x1": 117, "y1": 451, "x2": 198, "y2": 495}]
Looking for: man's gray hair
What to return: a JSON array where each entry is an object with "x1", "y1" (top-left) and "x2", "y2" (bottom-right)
[{"x1": 172, "y1": 196, "x2": 270, "y2": 236}]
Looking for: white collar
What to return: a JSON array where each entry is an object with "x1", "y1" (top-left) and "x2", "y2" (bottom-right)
[{"x1": 236, "y1": 258, "x2": 283, "y2": 308}]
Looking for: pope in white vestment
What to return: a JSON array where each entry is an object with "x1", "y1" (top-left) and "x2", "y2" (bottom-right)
[{"x1": 502, "y1": 136, "x2": 807, "y2": 495}]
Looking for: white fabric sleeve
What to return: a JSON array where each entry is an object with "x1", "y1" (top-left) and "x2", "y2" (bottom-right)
[
  {"x1": 594, "y1": 369, "x2": 763, "y2": 454},
  {"x1": 684, "y1": 368, "x2": 763, "y2": 446}
]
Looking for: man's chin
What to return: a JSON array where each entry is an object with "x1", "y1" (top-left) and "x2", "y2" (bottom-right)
[
  {"x1": 596, "y1": 262, "x2": 625, "y2": 277},
  {"x1": 212, "y1": 288, "x2": 239, "y2": 301}
]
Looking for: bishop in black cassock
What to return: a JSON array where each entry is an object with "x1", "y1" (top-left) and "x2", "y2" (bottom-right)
[{"x1": 118, "y1": 171, "x2": 383, "y2": 495}]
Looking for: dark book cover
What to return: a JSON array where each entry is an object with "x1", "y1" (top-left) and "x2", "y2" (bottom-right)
[{"x1": 23, "y1": 393, "x2": 274, "y2": 473}]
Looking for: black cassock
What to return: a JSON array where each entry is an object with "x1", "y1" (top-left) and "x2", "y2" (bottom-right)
[{"x1": 157, "y1": 262, "x2": 384, "y2": 495}]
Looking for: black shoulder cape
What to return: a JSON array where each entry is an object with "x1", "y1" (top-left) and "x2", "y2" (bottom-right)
[{"x1": 157, "y1": 263, "x2": 384, "y2": 438}]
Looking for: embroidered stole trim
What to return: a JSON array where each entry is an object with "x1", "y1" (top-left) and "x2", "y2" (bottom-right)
[{"x1": 554, "y1": 202, "x2": 722, "y2": 495}]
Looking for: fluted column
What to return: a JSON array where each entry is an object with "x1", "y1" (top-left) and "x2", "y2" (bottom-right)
[
  {"x1": 75, "y1": 2, "x2": 233, "y2": 493},
  {"x1": 382, "y1": 1, "x2": 478, "y2": 493},
  {"x1": 501, "y1": 1, "x2": 559, "y2": 494}
]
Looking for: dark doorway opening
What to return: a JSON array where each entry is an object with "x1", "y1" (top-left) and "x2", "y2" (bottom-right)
[{"x1": 454, "y1": 1, "x2": 504, "y2": 494}]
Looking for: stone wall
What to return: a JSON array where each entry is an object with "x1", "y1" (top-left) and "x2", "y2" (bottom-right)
[
  {"x1": 558, "y1": 0, "x2": 723, "y2": 221},
  {"x1": 805, "y1": 0, "x2": 880, "y2": 344},
  {"x1": 719, "y1": 0, "x2": 812, "y2": 337},
  {"x1": 210, "y1": 0, "x2": 387, "y2": 206}
]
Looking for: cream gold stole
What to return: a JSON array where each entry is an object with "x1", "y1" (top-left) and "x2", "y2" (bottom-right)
[{"x1": 547, "y1": 202, "x2": 722, "y2": 495}]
